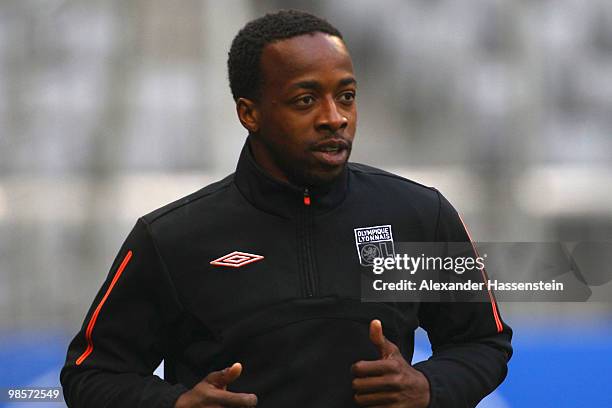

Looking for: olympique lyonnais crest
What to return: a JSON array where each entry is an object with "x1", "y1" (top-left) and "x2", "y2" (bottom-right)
[{"x1": 354, "y1": 225, "x2": 396, "y2": 266}]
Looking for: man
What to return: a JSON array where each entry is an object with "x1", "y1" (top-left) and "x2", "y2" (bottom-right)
[{"x1": 61, "y1": 10, "x2": 512, "y2": 408}]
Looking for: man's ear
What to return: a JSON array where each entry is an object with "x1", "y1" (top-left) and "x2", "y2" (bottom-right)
[{"x1": 236, "y1": 98, "x2": 260, "y2": 133}]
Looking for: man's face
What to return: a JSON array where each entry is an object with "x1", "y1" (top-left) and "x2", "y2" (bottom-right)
[{"x1": 247, "y1": 32, "x2": 357, "y2": 187}]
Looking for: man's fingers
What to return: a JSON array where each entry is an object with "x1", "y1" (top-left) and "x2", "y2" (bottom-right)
[
  {"x1": 352, "y1": 374, "x2": 403, "y2": 393},
  {"x1": 369, "y1": 319, "x2": 398, "y2": 359},
  {"x1": 369, "y1": 319, "x2": 385, "y2": 350},
  {"x1": 207, "y1": 388, "x2": 258, "y2": 407},
  {"x1": 177, "y1": 364, "x2": 258, "y2": 408},
  {"x1": 204, "y1": 362, "x2": 244, "y2": 388},
  {"x1": 354, "y1": 391, "x2": 400, "y2": 406},
  {"x1": 352, "y1": 359, "x2": 403, "y2": 378}
]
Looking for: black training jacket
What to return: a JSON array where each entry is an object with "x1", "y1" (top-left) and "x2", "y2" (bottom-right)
[{"x1": 61, "y1": 139, "x2": 512, "y2": 408}]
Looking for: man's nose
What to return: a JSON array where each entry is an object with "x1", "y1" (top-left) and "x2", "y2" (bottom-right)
[{"x1": 315, "y1": 97, "x2": 348, "y2": 133}]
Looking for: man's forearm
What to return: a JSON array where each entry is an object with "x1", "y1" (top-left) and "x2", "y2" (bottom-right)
[
  {"x1": 413, "y1": 340, "x2": 510, "y2": 408},
  {"x1": 60, "y1": 367, "x2": 187, "y2": 408}
]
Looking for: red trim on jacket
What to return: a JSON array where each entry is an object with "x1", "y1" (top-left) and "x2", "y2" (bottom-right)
[
  {"x1": 457, "y1": 216, "x2": 504, "y2": 333},
  {"x1": 76, "y1": 250, "x2": 133, "y2": 365}
]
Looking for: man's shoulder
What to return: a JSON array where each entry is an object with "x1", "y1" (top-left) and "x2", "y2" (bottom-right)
[
  {"x1": 141, "y1": 173, "x2": 235, "y2": 225},
  {"x1": 348, "y1": 162, "x2": 439, "y2": 200}
]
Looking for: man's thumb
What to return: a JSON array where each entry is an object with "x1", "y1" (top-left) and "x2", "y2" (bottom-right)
[
  {"x1": 369, "y1": 319, "x2": 395, "y2": 359},
  {"x1": 205, "y1": 362, "x2": 243, "y2": 388}
]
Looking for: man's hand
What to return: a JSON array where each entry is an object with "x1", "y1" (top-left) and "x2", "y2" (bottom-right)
[
  {"x1": 351, "y1": 320, "x2": 430, "y2": 407},
  {"x1": 174, "y1": 362, "x2": 257, "y2": 407}
]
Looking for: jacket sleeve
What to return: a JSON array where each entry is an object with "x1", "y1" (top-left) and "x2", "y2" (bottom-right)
[
  {"x1": 60, "y1": 218, "x2": 188, "y2": 408},
  {"x1": 413, "y1": 190, "x2": 513, "y2": 408}
]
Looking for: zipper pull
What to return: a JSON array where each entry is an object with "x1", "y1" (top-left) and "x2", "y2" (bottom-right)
[{"x1": 303, "y1": 188, "x2": 311, "y2": 206}]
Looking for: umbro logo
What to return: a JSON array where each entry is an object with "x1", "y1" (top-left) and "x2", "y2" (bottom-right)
[{"x1": 210, "y1": 251, "x2": 264, "y2": 268}]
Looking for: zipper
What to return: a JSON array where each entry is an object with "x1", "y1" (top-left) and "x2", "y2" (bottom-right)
[
  {"x1": 303, "y1": 188, "x2": 311, "y2": 206},
  {"x1": 300, "y1": 188, "x2": 317, "y2": 297}
]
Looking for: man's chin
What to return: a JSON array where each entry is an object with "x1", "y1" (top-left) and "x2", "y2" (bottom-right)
[{"x1": 298, "y1": 164, "x2": 347, "y2": 188}]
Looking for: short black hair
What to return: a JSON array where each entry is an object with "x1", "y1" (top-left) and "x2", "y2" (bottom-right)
[{"x1": 228, "y1": 9, "x2": 343, "y2": 101}]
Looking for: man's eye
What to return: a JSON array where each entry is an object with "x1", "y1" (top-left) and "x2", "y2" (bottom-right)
[
  {"x1": 295, "y1": 95, "x2": 315, "y2": 106},
  {"x1": 339, "y1": 92, "x2": 355, "y2": 103}
]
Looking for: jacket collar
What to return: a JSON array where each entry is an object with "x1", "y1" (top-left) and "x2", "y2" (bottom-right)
[{"x1": 233, "y1": 137, "x2": 349, "y2": 218}]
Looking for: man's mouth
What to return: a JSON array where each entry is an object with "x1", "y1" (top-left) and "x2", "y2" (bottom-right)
[
  {"x1": 311, "y1": 138, "x2": 351, "y2": 167},
  {"x1": 312, "y1": 138, "x2": 350, "y2": 152},
  {"x1": 319, "y1": 146, "x2": 342, "y2": 153}
]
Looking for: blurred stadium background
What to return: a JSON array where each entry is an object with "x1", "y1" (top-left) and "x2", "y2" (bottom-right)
[{"x1": 1, "y1": 1, "x2": 611, "y2": 406}]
